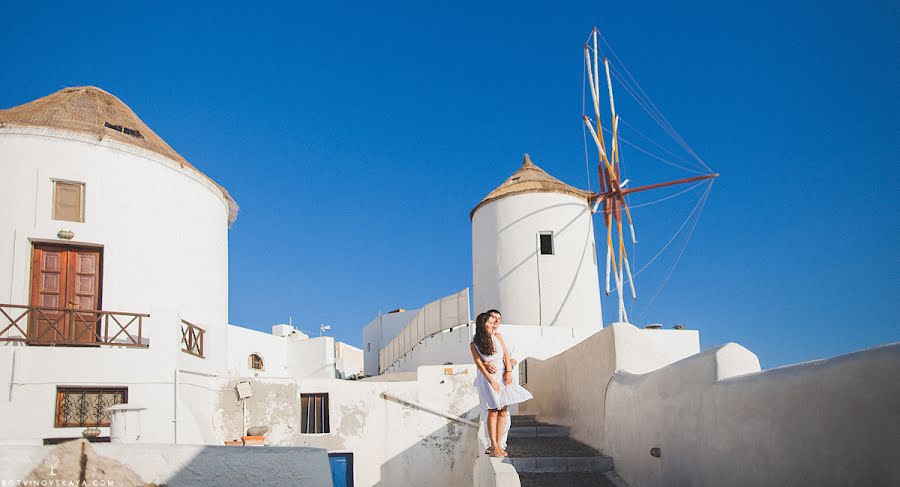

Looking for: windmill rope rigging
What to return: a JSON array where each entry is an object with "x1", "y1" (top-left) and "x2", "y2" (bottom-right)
[
  {"x1": 633, "y1": 181, "x2": 714, "y2": 323},
  {"x1": 607, "y1": 67, "x2": 710, "y2": 174},
  {"x1": 615, "y1": 179, "x2": 713, "y2": 288},
  {"x1": 603, "y1": 126, "x2": 707, "y2": 175},
  {"x1": 581, "y1": 27, "x2": 718, "y2": 324},
  {"x1": 597, "y1": 31, "x2": 713, "y2": 173},
  {"x1": 617, "y1": 116, "x2": 697, "y2": 167}
]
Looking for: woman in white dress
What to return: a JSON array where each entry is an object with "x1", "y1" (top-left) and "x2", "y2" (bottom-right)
[{"x1": 470, "y1": 312, "x2": 533, "y2": 457}]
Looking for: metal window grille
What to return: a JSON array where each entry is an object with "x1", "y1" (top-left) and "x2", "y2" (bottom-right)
[
  {"x1": 300, "y1": 393, "x2": 330, "y2": 434},
  {"x1": 55, "y1": 387, "x2": 127, "y2": 428}
]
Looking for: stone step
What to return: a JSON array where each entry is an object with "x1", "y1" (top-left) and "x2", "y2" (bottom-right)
[
  {"x1": 507, "y1": 455, "x2": 613, "y2": 473},
  {"x1": 518, "y1": 472, "x2": 618, "y2": 487},
  {"x1": 511, "y1": 414, "x2": 537, "y2": 423},
  {"x1": 508, "y1": 425, "x2": 571, "y2": 438},
  {"x1": 506, "y1": 436, "x2": 613, "y2": 473}
]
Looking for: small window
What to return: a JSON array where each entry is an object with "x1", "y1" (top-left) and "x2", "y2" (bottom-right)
[
  {"x1": 300, "y1": 393, "x2": 330, "y2": 434},
  {"x1": 249, "y1": 353, "x2": 265, "y2": 371},
  {"x1": 366, "y1": 342, "x2": 371, "y2": 352},
  {"x1": 55, "y1": 387, "x2": 127, "y2": 427},
  {"x1": 539, "y1": 232, "x2": 554, "y2": 255},
  {"x1": 53, "y1": 181, "x2": 85, "y2": 222},
  {"x1": 104, "y1": 121, "x2": 143, "y2": 139}
]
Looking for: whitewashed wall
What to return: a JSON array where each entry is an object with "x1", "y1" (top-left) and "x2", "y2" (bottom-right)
[
  {"x1": 519, "y1": 323, "x2": 700, "y2": 452},
  {"x1": 605, "y1": 342, "x2": 900, "y2": 487},
  {"x1": 0, "y1": 128, "x2": 231, "y2": 373},
  {"x1": 0, "y1": 128, "x2": 232, "y2": 445},
  {"x1": 335, "y1": 342, "x2": 363, "y2": 378},
  {"x1": 210, "y1": 365, "x2": 482, "y2": 487},
  {"x1": 225, "y1": 325, "x2": 289, "y2": 377},
  {"x1": 362, "y1": 309, "x2": 418, "y2": 376},
  {"x1": 472, "y1": 192, "x2": 602, "y2": 329}
]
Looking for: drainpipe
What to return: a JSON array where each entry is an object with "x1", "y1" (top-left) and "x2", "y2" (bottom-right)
[
  {"x1": 7, "y1": 349, "x2": 17, "y2": 402},
  {"x1": 174, "y1": 368, "x2": 218, "y2": 445}
]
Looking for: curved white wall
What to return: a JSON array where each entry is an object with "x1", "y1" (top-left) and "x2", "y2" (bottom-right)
[
  {"x1": 472, "y1": 192, "x2": 602, "y2": 328},
  {"x1": 0, "y1": 127, "x2": 231, "y2": 443}
]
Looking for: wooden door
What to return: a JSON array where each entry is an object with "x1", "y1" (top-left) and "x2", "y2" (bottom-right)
[{"x1": 29, "y1": 244, "x2": 102, "y2": 344}]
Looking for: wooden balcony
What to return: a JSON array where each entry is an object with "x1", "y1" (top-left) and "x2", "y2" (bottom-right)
[
  {"x1": 0, "y1": 304, "x2": 149, "y2": 347},
  {"x1": 181, "y1": 319, "x2": 205, "y2": 358}
]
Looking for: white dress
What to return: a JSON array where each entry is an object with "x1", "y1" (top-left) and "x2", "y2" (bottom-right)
[{"x1": 473, "y1": 335, "x2": 533, "y2": 410}]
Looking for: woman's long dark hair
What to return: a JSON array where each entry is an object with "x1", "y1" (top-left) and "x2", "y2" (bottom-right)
[{"x1": 473, "y1": 312, "x2": 495, "y2": 356}]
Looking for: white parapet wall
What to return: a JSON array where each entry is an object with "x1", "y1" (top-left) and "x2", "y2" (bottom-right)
[
  {"x1": 605, "y1": 341, "x2": 900, "y2": 487},
  {"x1": 518, "y1": 323, "x2": 700, "y2": 452},
  {"x1": 520, "y1": 321, "x2": 900, "y2": 486}
]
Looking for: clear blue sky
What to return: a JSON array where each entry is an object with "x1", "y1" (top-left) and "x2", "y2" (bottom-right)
[{"x1": 3, "y1": 1, "x2": 896, "y2": 368}]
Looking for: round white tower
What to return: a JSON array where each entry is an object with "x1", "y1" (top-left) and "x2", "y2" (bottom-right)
[
  {"x1": 471, "y1": 155, "x2": 602, "y2": 328},
  {"x1": 0, "y1": 87, "x2": 236, "y2": 443}
]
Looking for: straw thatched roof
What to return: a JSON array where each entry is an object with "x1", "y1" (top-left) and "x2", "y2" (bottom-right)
[
  {"x1": 470, "y1": 154, "x2": 591, "y2": 218},
  {"x1": 0, "y1": 86, "x2": 238, "y2": 225}
]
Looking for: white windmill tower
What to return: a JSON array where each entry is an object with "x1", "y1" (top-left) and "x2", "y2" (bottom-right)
[
  {"x1": 471, "y1": 154, "x2": 604, "y2": 328},
  {"x1": 472, "y1": 27, "x2": 719, "y2": 328}
]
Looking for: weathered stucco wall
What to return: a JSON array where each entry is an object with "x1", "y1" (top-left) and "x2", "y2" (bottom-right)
[
  {"x1": 211, "y1": 365, "x2": 481, "y2": 487},
  {"x1": 519, "y1": 323, "x2": 699, "y2": 451},
  {"x1": 605, "y1": 342, "x2": 900, "y2": 487}
]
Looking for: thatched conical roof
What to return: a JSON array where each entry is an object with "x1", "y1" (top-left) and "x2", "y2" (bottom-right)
[
  {"x1": 470, "y1": 154, "x2": 591, "y2": 218},
  {"x1": 0, "y1": 86, "x2": 238, "y2": 225}
]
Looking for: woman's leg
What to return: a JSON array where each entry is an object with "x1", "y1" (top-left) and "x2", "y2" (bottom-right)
[
  {"x1": 496, "y1": 407, "x2": 508, "y2": 455},
  {"x1": 487, "y1": 409, "x2": 499, "y2": 454}
]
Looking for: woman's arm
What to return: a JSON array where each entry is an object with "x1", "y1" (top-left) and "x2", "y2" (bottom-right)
[
  {"x1": 470, "y1": 343, "x2": 500, "y2": 392},
  {"x1": 495, "y1": 333, "x2": 513, "y2": 385}
]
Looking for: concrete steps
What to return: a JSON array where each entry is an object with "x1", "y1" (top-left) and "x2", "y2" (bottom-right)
[
  {"x1": 506, "y1": 415, "x2": 625, "y2": 485},
  {"x1": 518, "y1": 472, "x2": 618, "y2": 487}
]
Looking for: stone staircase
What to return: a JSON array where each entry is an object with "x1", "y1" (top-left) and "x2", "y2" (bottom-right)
[{"x1": 507, "y1": 415, "x2": 626, "y2": 487}]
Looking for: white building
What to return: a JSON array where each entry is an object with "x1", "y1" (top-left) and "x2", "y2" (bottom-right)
[{"x1": 0, "y1": 87, "x2": 362, "y2": 445}]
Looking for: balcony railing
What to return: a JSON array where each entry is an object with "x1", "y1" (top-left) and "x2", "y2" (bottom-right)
[
  {"x1": 0, "y1": 304, "x2": 149, "y2": 347},
  {"x1": 181, "y1": 319, "x2": 205, "y2": 358}
]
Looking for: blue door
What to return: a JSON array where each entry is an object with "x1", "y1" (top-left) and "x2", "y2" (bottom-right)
[{"x1": 328, "y1": 453, "x2": 353, "y2": 487}]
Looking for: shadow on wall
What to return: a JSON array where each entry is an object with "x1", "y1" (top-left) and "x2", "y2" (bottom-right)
[{"x1": 372, "y1": 408, "x2": 481, "y2": 487}]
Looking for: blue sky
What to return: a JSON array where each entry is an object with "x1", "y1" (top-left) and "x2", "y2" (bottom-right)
[{"x1": 3, "y1": 1, "x2": 896, "y2": 368}]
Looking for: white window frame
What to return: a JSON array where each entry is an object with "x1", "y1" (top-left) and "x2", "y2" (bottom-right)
[{"x1": 538, "y1": 231, "x2": 554, "y2": 256}]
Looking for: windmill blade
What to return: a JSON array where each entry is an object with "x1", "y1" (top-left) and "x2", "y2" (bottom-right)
[
  {"x1": 623, "y1": 248, "x2": 637, "y2": 299},
  {"x1": 583, "y1": 116, "x2": 607, "y2": 160},
  {"x1": 584, "y1": 45, "x2": 602, "y2": 124},
  {"x1": 593, "y1": 28, "x2": 602, "y2": 117}
]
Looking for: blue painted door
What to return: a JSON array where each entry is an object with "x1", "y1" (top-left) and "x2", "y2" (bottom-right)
[{"x1": 328, "y1": 453, "x2": 353, "y2": 487}]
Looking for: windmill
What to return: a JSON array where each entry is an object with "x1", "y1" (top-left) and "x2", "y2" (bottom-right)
[{"x1": 582, "y1": 27, "x2": 719, "y2": 323}]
